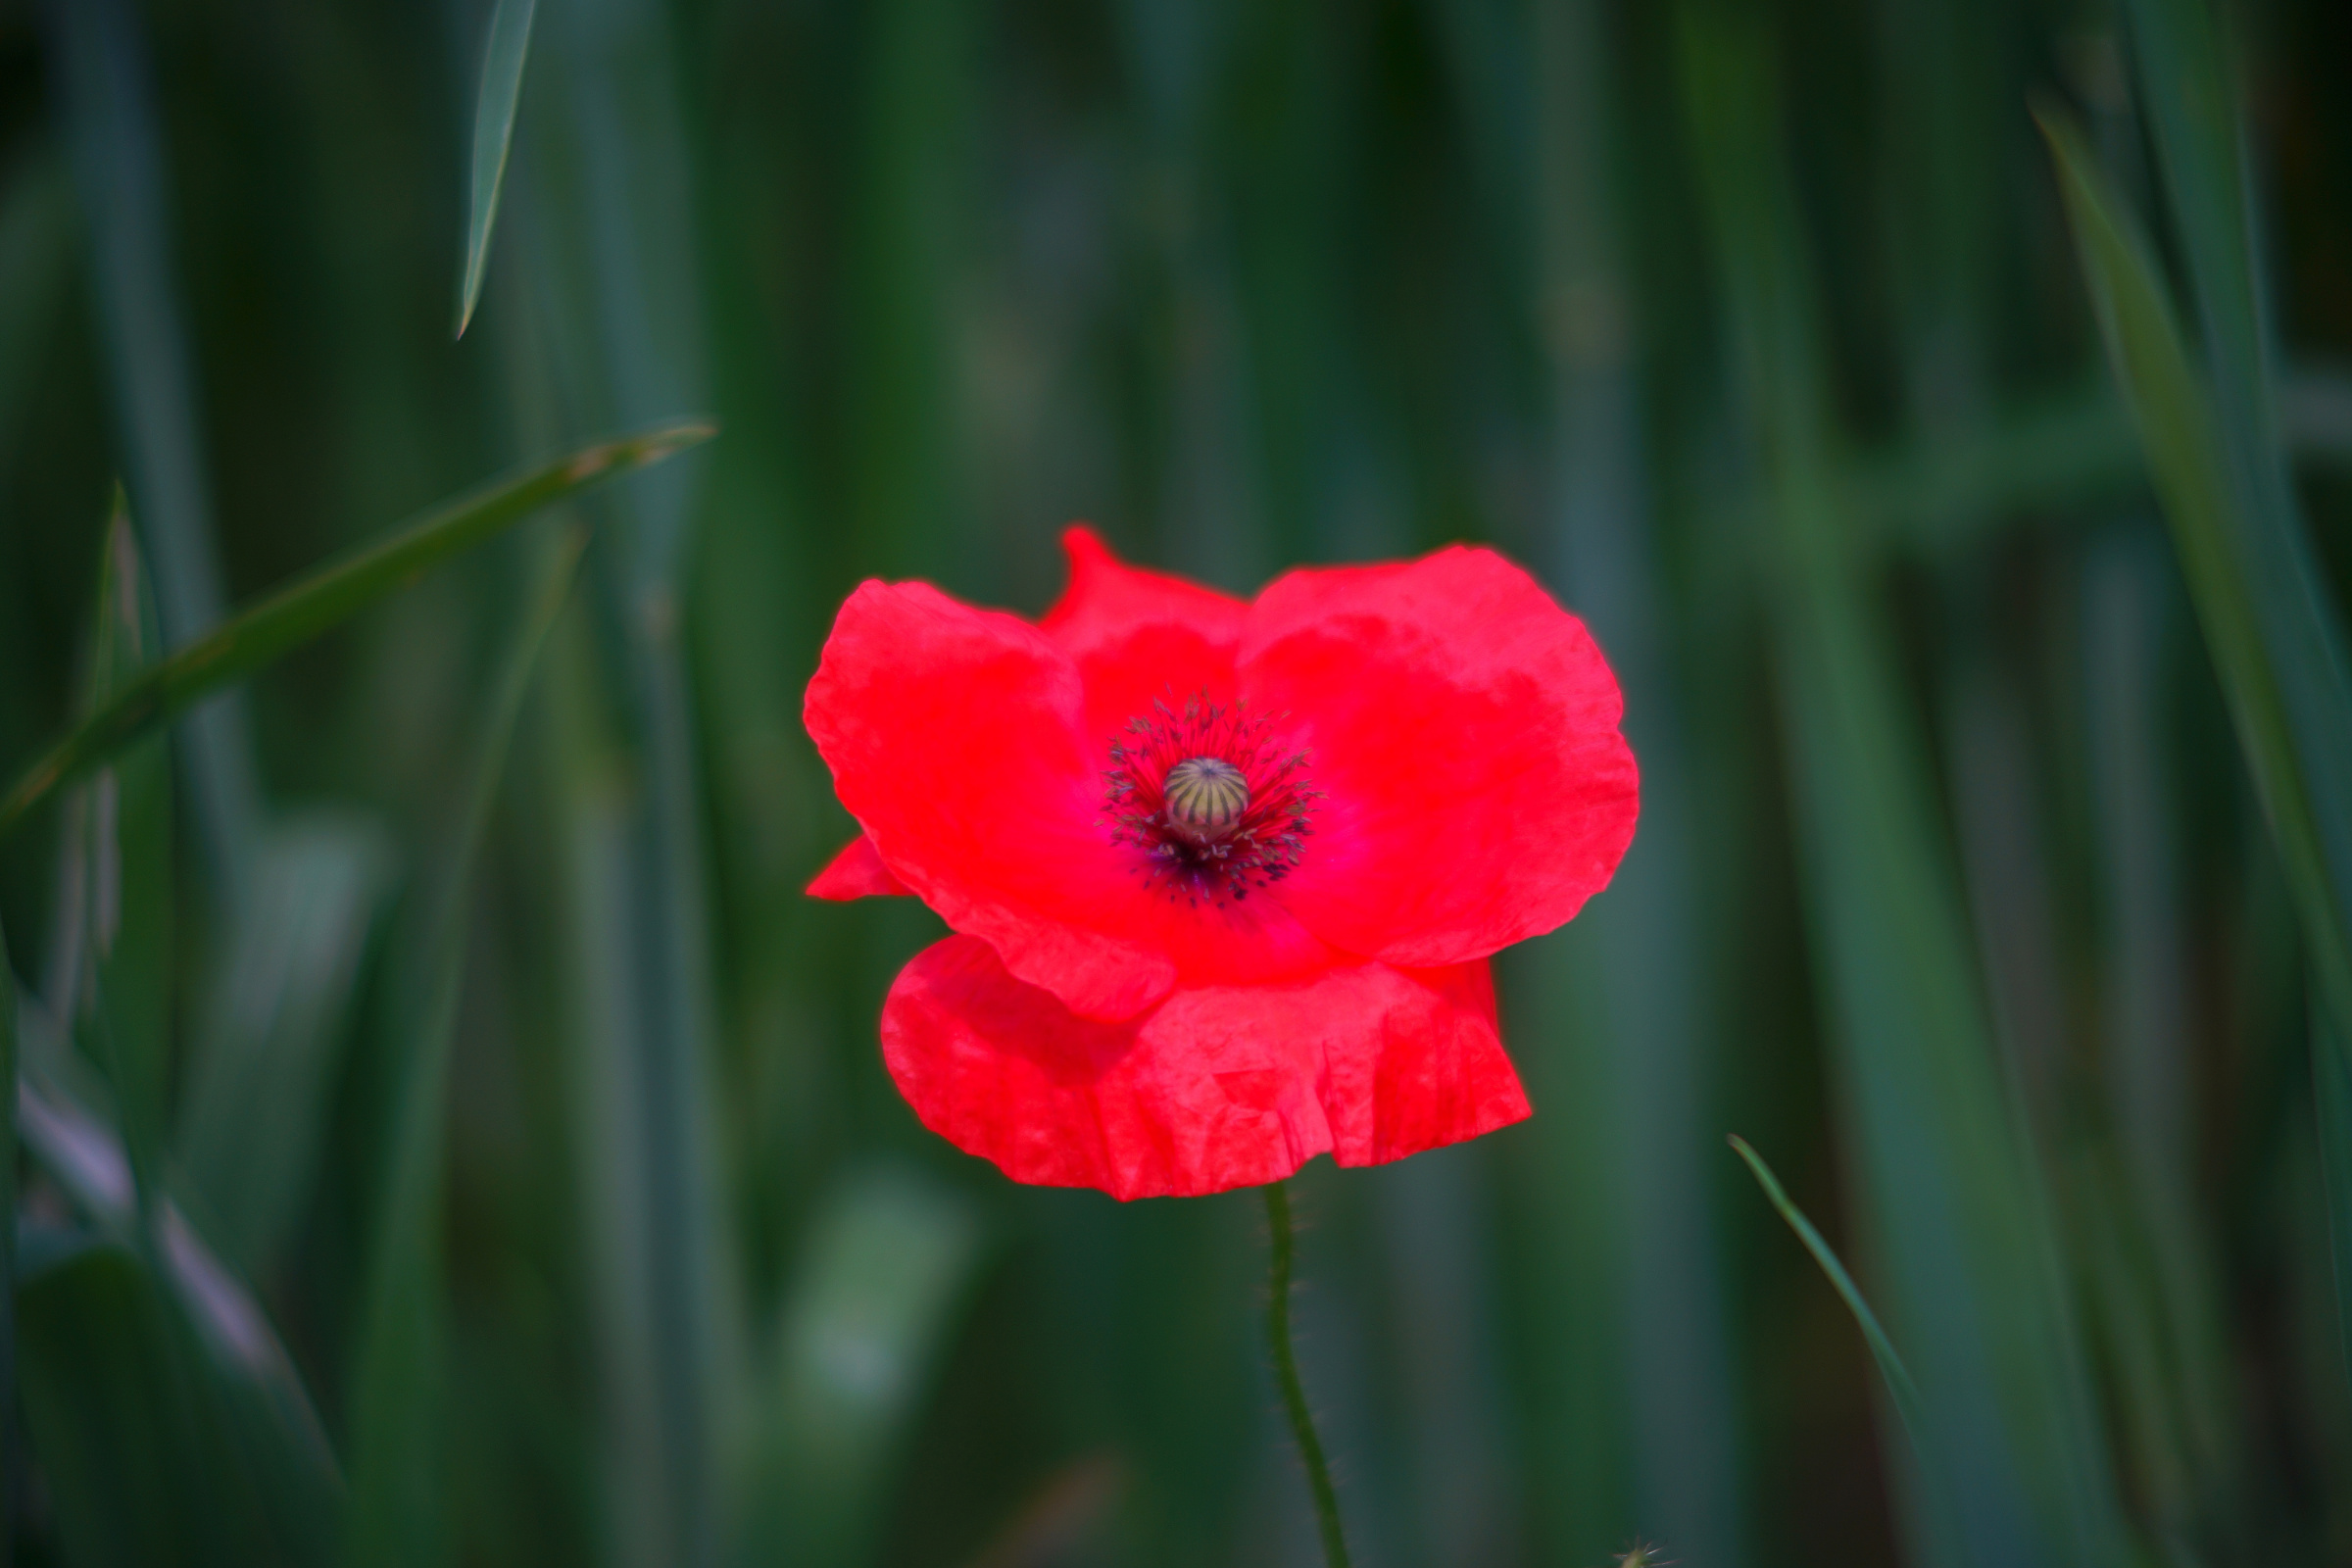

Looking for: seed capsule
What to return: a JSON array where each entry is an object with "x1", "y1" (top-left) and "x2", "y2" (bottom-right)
[{"x1": 1161, "y1": 756, "x2": 1250, "y2": 844}]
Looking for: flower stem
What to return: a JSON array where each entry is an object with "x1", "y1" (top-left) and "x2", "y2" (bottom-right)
[{"x1": 1262, "y1": 1180, "x2": 1352, "y2": 1568}]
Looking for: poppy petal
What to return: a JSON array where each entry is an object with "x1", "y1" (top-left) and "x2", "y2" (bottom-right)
[
  {"x1": 1041, "y1": 526, "x2": 1249, "y2": 745},
  {"x1": 880, "y1": 935, "x2": 1526, "y2": 1200},
  {"x1": 806, "y1": 579, "x2": 1178, "y2": 1019},
  {"x1": 1241, "y1": 545, "x2": 1638, "y2": 967},
  {"x1": 806, "y1": 835, "x2": 911, "y2": 900},
  {"x1": 1321, "y1": 958, "x2": 1527, "y2": 1169},
  {"x1": 808, "y1": 578, "x2": 1345, "y2": 1015}
]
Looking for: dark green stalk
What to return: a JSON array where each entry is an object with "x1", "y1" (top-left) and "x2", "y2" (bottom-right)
[{"x1": 1261, "y1": 1180, "x2": 1351, "y2": 1568}]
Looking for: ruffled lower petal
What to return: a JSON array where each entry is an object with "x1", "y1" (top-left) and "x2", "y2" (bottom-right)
[
  {"x1": 880, "y1": 936, "x2": 1527, "y2": 1200},
  {"x1": 1319, "y1": 959, "x2": 1526, "y2": 1167}
]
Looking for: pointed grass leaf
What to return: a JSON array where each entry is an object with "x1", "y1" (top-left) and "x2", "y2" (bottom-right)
[
  {"x1": 343, "y1": 525, "x2": 586, "y2": 1568},
  {"x1": 1729, "y1": 1136, "x2": 1924, "y2": 1440},
  {"x1": 0, "y1": 419, "x2": 714, "y2": 840},
  {"x1": 455, "y1": 0, "x2": 538, "y2": 338}
]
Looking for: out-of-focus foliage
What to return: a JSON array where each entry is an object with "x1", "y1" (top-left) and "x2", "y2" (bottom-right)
[{"x1": 1, "y1": 0, "x2": 2350, "y2": 1564}]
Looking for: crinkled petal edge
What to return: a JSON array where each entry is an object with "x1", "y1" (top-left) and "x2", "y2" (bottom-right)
[{"x1": 879, "y1": 935, "x2": 1529, "y2": 1200}]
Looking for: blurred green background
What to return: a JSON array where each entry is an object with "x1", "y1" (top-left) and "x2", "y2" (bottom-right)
[{"x1": 2, "y1": 0, "x2": 2350, "y2": 1563}]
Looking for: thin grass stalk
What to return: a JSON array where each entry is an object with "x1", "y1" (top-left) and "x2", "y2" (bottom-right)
[
  {"x1": 44, "y1": 0, "x2": 262, "y2": 895},
  {"x1": 2120, "y1": 0, "x2": 2352, "y2": 1082},
  {"x1": 343, "y1": 524, "x2": 586, "y2": 1568},
  {"x1": 2082, "y1": 535, "x2": 2240, "y2": 1531},
  {"x1": 523, "y1": 4, "x2": 734, "y2": 1556}
]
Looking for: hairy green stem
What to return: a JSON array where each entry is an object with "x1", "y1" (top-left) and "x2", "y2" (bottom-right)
[{"x1": 1262, "y1": 1180, "x2": 1351, "y2": 1568}]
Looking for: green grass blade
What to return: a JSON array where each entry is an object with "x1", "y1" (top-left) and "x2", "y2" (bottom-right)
[
  {"x1": 524, "y1": 10, "x2": 735, "y2": 1561},
  {"x1": 2117, "y1": 0, "x2": 2352, "y2": 1396},
  {"x1": 343, "y1": 525, "x2": 585, "y2": 1568},
  {"x1": 17, "y1": 994, "x2": 344, "y2": 1562},
  {"x1": 2121, "y1": 0, "x2": 2279, "y2": 460},
  {"x1": 2040, "y1": 116, "x2": 2352, "y2": 1377},
  {"x1": 1496, "y1": 939, "x2": 1637, "y2": 1553},
  {"x1": 1510, "y1": 0, "x2": 1744, "y2": 1556},
  {"x1": 728, "y1": 1169, "x2": 984, "y2": 1568},
  {"x1": 2095, "y1": 6, "x2": 2352, "y2": 1040},
  {"x1": 556, "y1": 756, "x2": 731, "y2": 1568},
  {"x1": 0, "y1": 419, "x2": 711, "y2": 840},
  {"x1": 2080, "y1": 538, "x2": 2239, "y2": 1518},
  {"x1": 174, "y1": 819, "x2": 389, "y2": 1278},
  {"x1": 1728, "y1": 1137, "x2": 1924, "y2": 1438},
  {"x1": 455, "y1": 0, "x2": 538, "y2": 339},
  {"x1": 51, "y1": 0, "x2": 265, "y2": 888},
  {"x1": 846, "y1": 0, "x2": 979, "y2": 584},
  {"x1": 76, "y1": 497, "x2": 173, "y2": 1209},
  {"x1": 2039, "y1": 113, "x2": 2352, "y2": 1015},
  {"x1": 529, "y1": 0, "x2": 710, "y2": 593},
  {"x1": 17, "y1": 1016, "x2": 327, "y2": 1447},
  {"x1": 1681, "y1": 16, "x2": 2133, "y2": 1567}
]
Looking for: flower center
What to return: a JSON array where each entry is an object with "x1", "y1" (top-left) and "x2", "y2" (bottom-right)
[
  {"x1": 1103, "y1": 694, "x2": 1317, "y2": 905},
  {"x1": 1161, "y1": 757, "x2": 1250, "y2": 843}
]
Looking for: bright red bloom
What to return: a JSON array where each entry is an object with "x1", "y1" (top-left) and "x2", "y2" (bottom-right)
[{"x1": 804, "y1": 527, "x2": 1638, "y2": 1200}]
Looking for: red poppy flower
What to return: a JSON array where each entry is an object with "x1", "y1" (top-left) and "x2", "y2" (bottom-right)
[{"x1": 804, "y1": 527, "x2": 1639, "y2": 1200}]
